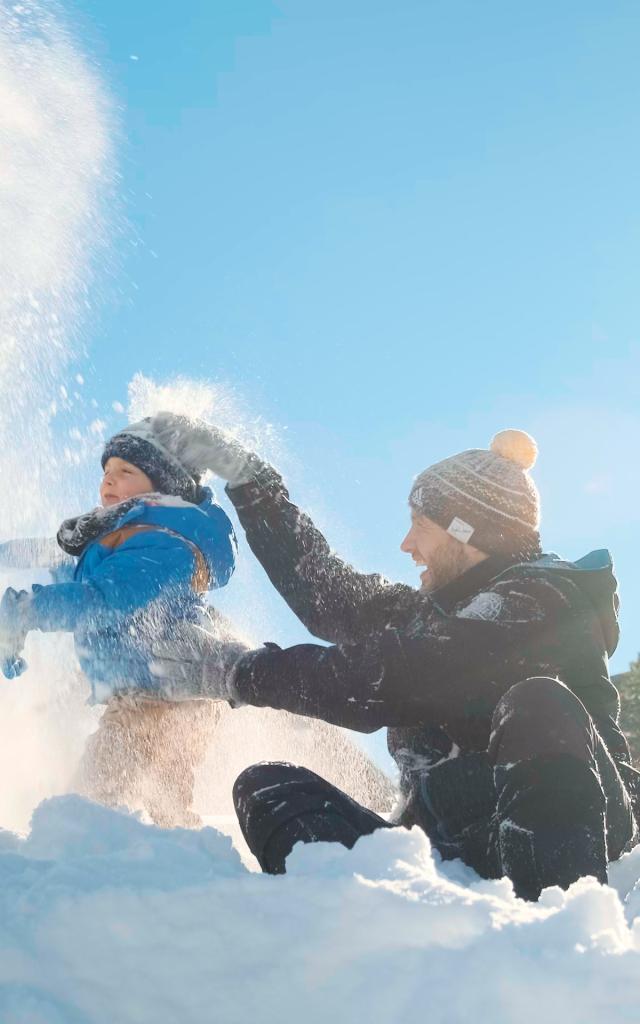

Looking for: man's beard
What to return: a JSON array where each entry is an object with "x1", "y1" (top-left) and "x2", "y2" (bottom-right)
[{"x1": 420, "y1": 539, "x2": 471, "y2": 592}]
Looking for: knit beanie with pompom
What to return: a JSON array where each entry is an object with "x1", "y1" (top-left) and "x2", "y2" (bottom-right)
[{"x1": 409, "y1": 429, "x2": 541, "y2": 560}]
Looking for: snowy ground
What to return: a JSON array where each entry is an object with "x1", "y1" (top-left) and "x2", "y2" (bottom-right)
[{"x1": 2, "y1": 796, "x2": 640, "y2": 1024}]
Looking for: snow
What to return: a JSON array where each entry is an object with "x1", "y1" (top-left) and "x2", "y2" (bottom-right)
[
  {"x1": 1, "y1": 796, "x2": 640, "y2": 1024},
  {"x1": 457, "y1": 592, "x2": 504, "y2": 621},
  {"x1": 0, "y1": 0, "x2": 114, "y2": 542}
]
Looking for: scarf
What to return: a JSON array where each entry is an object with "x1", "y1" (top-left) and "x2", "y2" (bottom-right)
[{"x1": 57, "y1": 493, "x2": 164, "y2": 557}]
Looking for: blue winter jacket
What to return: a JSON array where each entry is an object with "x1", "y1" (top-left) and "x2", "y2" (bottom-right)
[{"x1": 25, "y1": 488, "x2": 236, "y2": 702}]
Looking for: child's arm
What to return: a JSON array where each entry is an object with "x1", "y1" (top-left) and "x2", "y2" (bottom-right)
[
  {"x1": 1, "y1": 519, "x2": 236, "y2": 681},
  {"x1": 25, "y1": 531, "x2": 202, "y2": 633},
  {"x1": 0, "y1": 530, "x2": 226, "y2": 679}
]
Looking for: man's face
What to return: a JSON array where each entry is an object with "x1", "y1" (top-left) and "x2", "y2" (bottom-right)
[
  {"x1": 100, "y1": 457, "x2": 154, "y2": 507},
  {"x1": 401, "y1": 511, "x2": 486, "y2": 592}
]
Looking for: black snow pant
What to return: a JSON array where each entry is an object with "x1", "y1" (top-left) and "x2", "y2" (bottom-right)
[{"x1": 233, "y1": 677, "x2": 637, "y2": 900}]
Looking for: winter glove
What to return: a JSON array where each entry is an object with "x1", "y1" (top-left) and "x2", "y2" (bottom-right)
[
  {"x1": 0, "y1": 587, "x2": 33, "y2": 679},
  {"x1": 143, "y1": 411, "x2": 266, "y2": 487},
  {"x1": 149, "y1": 623, "x2": 251, "y2": 702}
]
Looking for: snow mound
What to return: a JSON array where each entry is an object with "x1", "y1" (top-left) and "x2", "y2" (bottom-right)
[{"x1": 1, "y1": 797, "x2": 640, "y2": 1024}]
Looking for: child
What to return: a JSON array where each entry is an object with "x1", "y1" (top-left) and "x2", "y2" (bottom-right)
[{"x1": 0, "y1": 412, "x2": 237, "y2": 827}]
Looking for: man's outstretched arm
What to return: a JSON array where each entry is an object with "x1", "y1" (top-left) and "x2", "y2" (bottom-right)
[
  {"x1": 229, "y1": 596, "x2": 543, "y2": 735},
  {"x1": 151, "y1": 570, "x2": 579, "y2": 737}
]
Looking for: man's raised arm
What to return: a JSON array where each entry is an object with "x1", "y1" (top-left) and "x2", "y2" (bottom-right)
[
  {"x1": 143, "y1": 411, "x2": 412, "y2": 646},
  {"x1": 227, "y1": 465, "x2": 411, "y2": 645}
]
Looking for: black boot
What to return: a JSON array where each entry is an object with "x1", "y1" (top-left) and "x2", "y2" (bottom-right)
[
  {"x1": 233, "y1": 762, "x2": 390, "y2": 874},
  {"x1": 493, "y1": 754, "x2": 608, "y2": 901}
]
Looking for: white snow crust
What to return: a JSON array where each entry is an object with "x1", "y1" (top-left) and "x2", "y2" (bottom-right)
[{"x1": 1, "y1": 796, "x2": 640, "y2": 1024}]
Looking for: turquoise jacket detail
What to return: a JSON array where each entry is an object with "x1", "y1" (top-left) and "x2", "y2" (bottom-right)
[{"x1": 497, "y1": 549, "x2": 619, "y2": 657}]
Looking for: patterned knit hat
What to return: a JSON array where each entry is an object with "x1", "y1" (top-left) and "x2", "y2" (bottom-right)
[
  {"x1": 409, "y1": 429, "x2": 541, "y2": 560},
  {"x1": 102, "y1": 415, "x2": 202, "y2": 503}
]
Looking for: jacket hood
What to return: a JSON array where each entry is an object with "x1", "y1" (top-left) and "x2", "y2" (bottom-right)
[{"x1": 510, "y1": 549, "x2": 620, "y2": 657}]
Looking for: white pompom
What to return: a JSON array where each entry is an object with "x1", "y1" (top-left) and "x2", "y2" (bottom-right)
[{"x1": 490, "y1": 429, "x2": 538, "y2": 470}]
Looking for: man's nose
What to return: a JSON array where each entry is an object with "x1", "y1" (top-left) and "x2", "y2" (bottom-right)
[{"x1": 400, "y1": 530, "x2": 413, "y2": 553}]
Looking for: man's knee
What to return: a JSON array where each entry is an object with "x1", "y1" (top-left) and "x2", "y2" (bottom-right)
[
  {"x1": 500, "y1": 675, "x2": 588, "y2": 717},
  {"x1": 233, "y1": 762, "x2": 320, "y2": 813},
  {"x1": 490, "y1": 676, "x2": 595, "y2": 765}
]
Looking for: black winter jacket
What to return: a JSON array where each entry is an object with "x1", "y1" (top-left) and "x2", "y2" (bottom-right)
[{"x1": 227, "y1": 468, "x2": 632, "y2": 816}]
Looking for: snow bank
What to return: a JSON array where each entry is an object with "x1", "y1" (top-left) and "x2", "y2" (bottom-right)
[{"x1": 1, "y1": 796, "x2": 640, "y2": 1024}]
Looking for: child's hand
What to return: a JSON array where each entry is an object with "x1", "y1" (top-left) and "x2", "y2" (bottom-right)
[
  {"x1": 0, "y1": 587, "x2": 32, "y2": 680},
  {"x1": 1, "y1": 655, "x2": 27, "y2": 679}
]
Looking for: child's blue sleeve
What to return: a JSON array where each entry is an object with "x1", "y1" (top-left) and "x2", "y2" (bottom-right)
[{"x1": 27, "y1": 533, "x2": 197, "y2": 633}]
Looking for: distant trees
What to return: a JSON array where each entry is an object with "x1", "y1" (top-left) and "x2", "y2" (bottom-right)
[{"x1": 615, "y1": 657, "x2": 640, "y2": 765}]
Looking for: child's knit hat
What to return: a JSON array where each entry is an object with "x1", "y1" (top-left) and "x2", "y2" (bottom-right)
[
  {"x1": 409, "y1": 429, "x2": 541, "y2": 560},
  {"x1": 102, "y1": 413, "x2": 204, "y2": 503}
]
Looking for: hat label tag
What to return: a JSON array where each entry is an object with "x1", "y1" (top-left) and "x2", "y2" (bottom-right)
[{"x1": 447, "y1": 517, "x2": 475, "y2": 545}]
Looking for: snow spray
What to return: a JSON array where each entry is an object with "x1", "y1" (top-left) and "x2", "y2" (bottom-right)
[{"x1": 0, "y1": 1, "x2": 113, "y2": 831}]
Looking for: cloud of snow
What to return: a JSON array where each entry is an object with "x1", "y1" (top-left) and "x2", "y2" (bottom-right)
[
  {"x1": 0, "y1": 0, "x2": 113, "y2": 537},
  {"x1": 0, "y1": 0, "x2": 113, "y2": 832},
  {"x1": 126, "y1": 371, "x2": 283, "y2": 460}
]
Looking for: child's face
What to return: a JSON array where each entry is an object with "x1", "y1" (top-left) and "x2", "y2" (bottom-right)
[{"x1": 100, "y1": 457, "x2": 155, "y2": 507}]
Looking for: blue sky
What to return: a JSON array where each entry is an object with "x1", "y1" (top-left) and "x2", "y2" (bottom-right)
[{"x1": 67, "y1": 0, "x2": 640, "y2": 684}]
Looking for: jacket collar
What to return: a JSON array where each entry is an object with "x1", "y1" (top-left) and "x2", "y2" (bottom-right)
[{"x1": 428, "y1": 553, "x2": 516, "y2": 613}]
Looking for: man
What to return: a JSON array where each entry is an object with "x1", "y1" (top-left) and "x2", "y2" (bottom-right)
[{"x1": 149, "y1": 420, "x2": 638, "y2": 900}]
